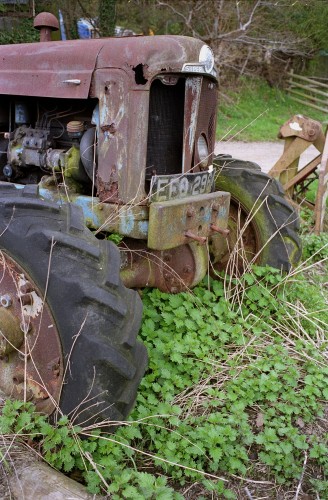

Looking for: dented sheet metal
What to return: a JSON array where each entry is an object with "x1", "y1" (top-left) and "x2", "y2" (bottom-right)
[
  {"x1": 95, "y1": 69, "x2": 129, "y2": 203},
  {"x1": 0, "y1": 40, "x2": 103, "y2": 98}
]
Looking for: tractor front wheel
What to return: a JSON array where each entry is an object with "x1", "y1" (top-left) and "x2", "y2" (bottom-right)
[
  {"x1": 211, "y1": 156, "x2": 302, "y2": 273},
  {"x1": 0, "y1": 184, "x2": 147, "y2": 425}
]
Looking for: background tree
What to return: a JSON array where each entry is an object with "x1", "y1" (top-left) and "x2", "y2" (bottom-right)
[{"x1": 98, "y1": 0, "x2": 116, "y2": 37}]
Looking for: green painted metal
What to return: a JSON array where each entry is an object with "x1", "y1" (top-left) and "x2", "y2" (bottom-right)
[{"x1": 148, "y1": 191, "x2": 230, "y2": 250}]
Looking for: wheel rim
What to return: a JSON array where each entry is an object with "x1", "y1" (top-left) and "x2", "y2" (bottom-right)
[
  {"x1": 211, "y1": 199, "x2": 261, "y2": 273},
  {"x1": 0, "y1": 251, "x2": 63, "y2": 414}
]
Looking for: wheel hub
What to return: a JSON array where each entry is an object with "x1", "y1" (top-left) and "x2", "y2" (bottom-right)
[
  {"x1": 211, "y1": 202, "x2": 260, "y2": 273},
  {"x1": 0, "y1": 252, "x2": 63, "y2": 414}
]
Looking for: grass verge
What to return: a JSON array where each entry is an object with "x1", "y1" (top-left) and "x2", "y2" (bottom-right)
[{"x1": 217, "y1": 77, "x2": 328, "y2": 142}]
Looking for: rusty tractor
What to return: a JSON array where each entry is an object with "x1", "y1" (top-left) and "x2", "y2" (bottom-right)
[{"x1": 0, "y1": 13, "x2": 301, "y2": 424}]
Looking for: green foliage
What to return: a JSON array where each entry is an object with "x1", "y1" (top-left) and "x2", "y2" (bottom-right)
[
  {"x1": 107, "y1": 232, "x2": 123, "y2": 244},
  {"x1": 0, "y1": 19, "x2": 39, "y2": 45},
  {"x1": 302, "y1": 232, "x2": 328, "y2": 262},
  {"x1": 1, "y1": 266, "x2": 327, "y2": 496},
  {"x1": 217, "y1": 77, "x2": 327, "y2": 142},
  {"x1": 99, "y1": 0, "x2": 116, "y2": 37}
]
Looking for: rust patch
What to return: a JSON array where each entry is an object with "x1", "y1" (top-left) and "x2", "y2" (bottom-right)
[
  {"x1": 0, "y1": 252, "x2": 63, "y2": 415},
  {"x1": 120, "y1": 240, "x2": 197, "y2": 292},
  {"x1": 101, "y1": 123, "x2": 117, "y2": 134},
  {"x1": 97, "y1": 177, "x2": 120, "y2": 203}
]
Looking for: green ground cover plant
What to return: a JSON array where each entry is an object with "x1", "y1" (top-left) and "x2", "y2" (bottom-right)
[
  {"x1": 1, "y1": 245, "x2": 327, "y2": 498},
  {"x1": 217, "y1": 78, "x2": 327, "y2": 142}
]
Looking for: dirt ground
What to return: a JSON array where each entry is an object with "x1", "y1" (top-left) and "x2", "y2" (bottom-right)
[{"x1": 215, "y1": 140, "x2": 319, "y2": 173}]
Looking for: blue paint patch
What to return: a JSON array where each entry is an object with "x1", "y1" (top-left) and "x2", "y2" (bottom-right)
[
  {"x1": 74, "y1": 197, "x2": 101, "y2": 226},
  {"x1": 203, "y1": 209, "x2": 211, "y2": 223},
  {"x1": 138, "y1": 220, "x2": 149, "y2": 238},
  {"x1": 219, "y1": 206, "x2": 227, "y2": 217},
  {"x1": 120, "y1": 211, "x2": 134, "y2": 234}
]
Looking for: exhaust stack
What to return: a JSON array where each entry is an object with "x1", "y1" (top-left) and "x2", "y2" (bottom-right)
[{"x1": 34, "y1": 12, "x2": 59, "y2": 42}]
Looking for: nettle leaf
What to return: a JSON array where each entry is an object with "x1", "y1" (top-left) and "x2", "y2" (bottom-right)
[
  {"x1": 63, "y1": 454, "x2": 75, "y2": 472},
  {"x1": 210, "y1": 447, "x2": 223, "y2": 462},
  {"x1": 121, "y1": 485, "x2": 141, "y2": 498},
  {"x1": 174, "y1": 306, "x2": 187, "y2": 319},
  {"x1": 156, "y1": 490, "x2": 175, "y2": 500},
  {"x1": 174, "y1": 318, "x2": 185, "y2": 329},
  {"x1": 280, "y1": 441, "x2": 293, "y2": 454},
  {"x1": 293, "y1": 435, "x2": 309, "y2": 450},
  {"x1": 15, "y1": 411, "x2": 32, "y2": 432},
  {"x1": 169, "y1": 294, "x2": 185, "y2": 308},
  {"x1": 162, "y1": 311, "x2": 175, "y2": 325},
  {"x1": 184, "y1": 318, "x2": 197, "y2": 331},
  {"x1": 170, "y1": 352, "x2": 183, "y2": 364}
]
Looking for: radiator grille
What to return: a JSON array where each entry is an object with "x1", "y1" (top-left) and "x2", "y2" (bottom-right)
[
  {"x1": 146, "y1": 78, "x2": 185, "y2": 179},
  {"x1": 146, "y1": 76, "x2": 217, "y2": 182}
]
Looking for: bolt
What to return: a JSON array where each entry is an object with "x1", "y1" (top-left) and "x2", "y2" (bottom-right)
[
  {"x1": 0, "y1": 294, "x2": 12, "y2": 308},
  {"x1": 212, "y1": 203, "x2": 219, "y2": 212},
  {"x1": 183, "y1": 266, "x2": 192, "y2": 274},
  {"x1": 185, "y1": 230, "x2": 206, "y2": 244},
  {"x1": 186, "y1": 208, "x2": 195, "y2": 217},
  {"x1": 163, "y1": 254, "x2": 172, "y2": 262},
  {"x1": 3, "y1": 165, "x2": 13, "y2": 178},
  {"x1": 210, "y1": 224, "x2": 230, "y2": 238}
]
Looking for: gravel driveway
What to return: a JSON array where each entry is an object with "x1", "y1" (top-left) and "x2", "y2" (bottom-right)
[{"x1": 215, "y1": 141, "x2": 319, "y2": 173}]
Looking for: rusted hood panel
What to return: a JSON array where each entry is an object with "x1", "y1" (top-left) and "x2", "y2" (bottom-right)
[
  {"x1": 0, "y1": 36, "x2": 205, "y2": 98},
  {"x1": 0, "y1": 40, "x2": 101, "y2": 99},
  {"x1": 96, "y1": 35, "x2": 205, "y2": 84}
]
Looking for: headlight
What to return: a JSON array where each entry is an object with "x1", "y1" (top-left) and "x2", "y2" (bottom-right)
[
  {"x1": 197, "y1": 135, "x2": 209, "y2": 168},
  {"x1": 199, "y1": 45, "x2": 214, "y2": 73}
]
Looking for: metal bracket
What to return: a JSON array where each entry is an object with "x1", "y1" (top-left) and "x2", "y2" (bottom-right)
[{"x1": 148, "y1": 191, "x2": 230, "y2": 250}]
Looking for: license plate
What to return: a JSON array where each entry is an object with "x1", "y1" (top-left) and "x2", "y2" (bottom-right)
[{"x1": 149, "y1": 169, "x2": 215, "y2": 202}]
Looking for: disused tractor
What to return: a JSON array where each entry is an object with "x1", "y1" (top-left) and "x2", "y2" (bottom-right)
[{"x1": 0, "y1": 13, "x2": 301, "y2": 424}]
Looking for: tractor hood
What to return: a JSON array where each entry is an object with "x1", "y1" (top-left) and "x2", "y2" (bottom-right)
[{"x1": 0, "y1": 36, "x2": 209, "y2": 99}]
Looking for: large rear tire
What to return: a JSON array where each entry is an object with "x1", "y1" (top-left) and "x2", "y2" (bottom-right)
[
  {"x1": 0, "y1": 183, "x2": 147, "y2": 426},
  {"x1": 212, "y1": 156, "x2": 302, "y2": 273}
]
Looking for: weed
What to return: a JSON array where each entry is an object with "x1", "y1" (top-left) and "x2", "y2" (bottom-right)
[
  {"x1": 302, "y1": 232, "x2": 328, "y2": 261},
  {"x1": 1, "y1": 264, "x2": 327, "y2": 497}
]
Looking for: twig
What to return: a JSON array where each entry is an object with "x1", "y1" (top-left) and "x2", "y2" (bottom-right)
[
  {"x1": 245, "y1": 487, "x2": 254, "y2": 500},
  {"x1": 295, "y1": 451, "x2": 308, "y2": 500}
]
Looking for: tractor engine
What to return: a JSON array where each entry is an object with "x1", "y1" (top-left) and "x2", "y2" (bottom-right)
[{"x1": 0, "y1": 99, "x2": 97, "y2": 187}]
